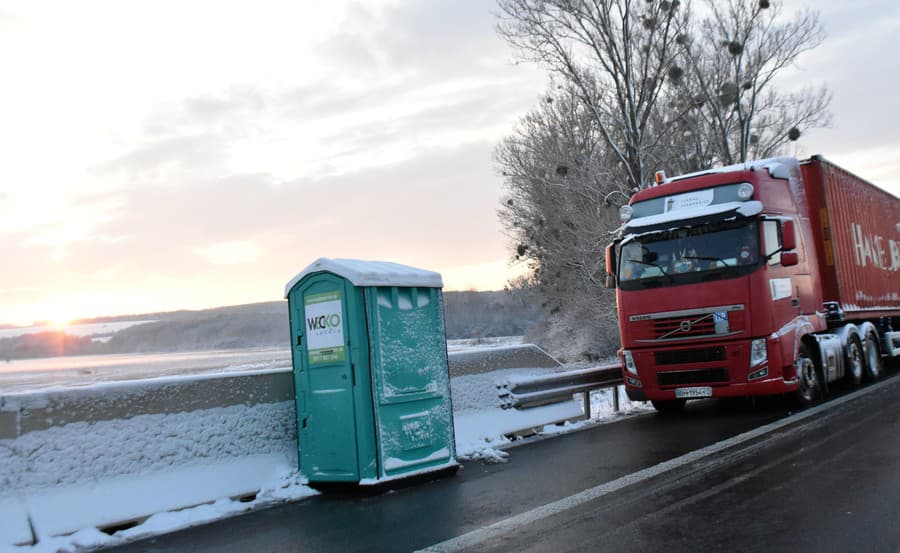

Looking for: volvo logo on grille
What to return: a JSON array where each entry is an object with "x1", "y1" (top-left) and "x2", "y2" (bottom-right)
[{"x1": 679, "y1": 320, "x2": 692, "y2": 332}]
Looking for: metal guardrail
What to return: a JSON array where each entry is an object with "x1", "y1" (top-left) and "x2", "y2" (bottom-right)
[{"x1": 497, "y1": 363, "x2": 624, "y2": 415}]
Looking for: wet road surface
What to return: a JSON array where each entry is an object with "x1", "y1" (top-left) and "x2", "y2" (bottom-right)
[{"x1": 448, "y1": 375, "x2": 900, "y2": 553}]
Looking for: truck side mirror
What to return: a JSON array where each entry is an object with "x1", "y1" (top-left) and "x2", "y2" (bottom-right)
[
  {"x1": 781, "y1": 251, "x2": 799, "y2": 267},
  {"x1": 605, "y1": 243, "x2": 617, "y2": 276},
  {"x1": 781, "y1": 220, "x2": 796, "y2": 251},
  {"x1": 605, "y1": 274, "x2": 616, "y2": 289}
]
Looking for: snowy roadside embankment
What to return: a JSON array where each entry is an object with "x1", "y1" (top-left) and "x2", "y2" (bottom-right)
[
  {"x1": 2, "y1": 354, "x2": 649, "y2": 552},
  {"x1": 0, "y1": 369, "x2": 314, "y2": 551}
]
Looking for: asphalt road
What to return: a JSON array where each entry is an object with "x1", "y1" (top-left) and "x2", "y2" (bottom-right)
[
  {"x1": 102, "y1": 370, "x2": 898, "y2": 553},
  {"x1": 450, "y1": 375, "x2": 900, "y2": 553}
]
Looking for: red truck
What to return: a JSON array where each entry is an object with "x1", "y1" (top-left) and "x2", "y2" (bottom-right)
[{"x1": 606, "y1": 155, "x2": 900, "y2": 411}]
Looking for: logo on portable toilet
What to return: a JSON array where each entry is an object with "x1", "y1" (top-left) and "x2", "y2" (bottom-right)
[{"x1": 304, "y1": 291, "x2": 345, "y2": 364}]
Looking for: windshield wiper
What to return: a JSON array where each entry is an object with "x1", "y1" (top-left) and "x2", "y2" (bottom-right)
[{"x1": 626, "y1": 259, "x2": 674, "y2": 282}]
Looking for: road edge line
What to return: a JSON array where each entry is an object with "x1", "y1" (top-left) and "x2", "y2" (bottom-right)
[{"x1": 417, "y1": 376, "x2": 897, "y2": 552}]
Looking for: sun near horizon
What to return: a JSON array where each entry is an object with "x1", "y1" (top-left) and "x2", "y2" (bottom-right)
[{"x1": 3, "y1": 257, "x2": 529, "y2": 327}]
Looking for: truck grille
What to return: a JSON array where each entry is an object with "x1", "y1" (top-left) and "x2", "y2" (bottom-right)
[
  {"x1": 658, "y1": 368, "x2": 729, "y2": 386},
  {"x1": 655, "y1": 347, "x2": 726, "y2": 365},
  {"x1": 653, "y1": 316, "x2": 716, "y2": 339},
  {"x1": 631, "y1": 309, "x2": 744, "y2": 343}
]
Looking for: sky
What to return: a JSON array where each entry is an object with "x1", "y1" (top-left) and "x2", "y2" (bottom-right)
[{"x1": 1, "y1": 0, "x2": 898, "y2": 326}]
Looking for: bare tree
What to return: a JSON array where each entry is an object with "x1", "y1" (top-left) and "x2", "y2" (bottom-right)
[
  {"x1": 495, "y1": 0, "x2": 831, "y2": 359},
  {"x1": 497, "y1": 0, "x2": 689, "y2": 192},
  {"x1": 674, "y1": 0, "x2": 831, "y2": 164},
  {"x1": 496, "y1": 86, "x2": 623, "y2": 358}
]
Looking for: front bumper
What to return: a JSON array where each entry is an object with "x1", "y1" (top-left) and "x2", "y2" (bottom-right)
[{"x1": 621, "y1": 337, "x2": 796, "y2": 401}]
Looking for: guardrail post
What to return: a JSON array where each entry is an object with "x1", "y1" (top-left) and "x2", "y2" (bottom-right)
[
  {"x1": 583, "y1": 391, "x2": 591, "y2": 420},
  {"x1": 612, "y1": 386, "x2": 620, "y2": 412}
]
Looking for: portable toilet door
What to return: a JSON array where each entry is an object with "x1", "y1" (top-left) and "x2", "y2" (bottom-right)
[
  {"x1": 287, "y1": 272, "x2": 377, "y2": 483},
  {"x1": 364, "y1": 285, "x2": 457, "y2": 481}
]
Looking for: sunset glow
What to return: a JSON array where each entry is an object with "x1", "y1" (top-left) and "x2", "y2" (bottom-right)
[{"x1": 0, "y1": 0, "x2": 898, "y2": 326}]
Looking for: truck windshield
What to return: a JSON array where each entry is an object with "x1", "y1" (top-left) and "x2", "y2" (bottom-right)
[{"x1": 618, "y1": 220, "x2": 759, "y2": 289}]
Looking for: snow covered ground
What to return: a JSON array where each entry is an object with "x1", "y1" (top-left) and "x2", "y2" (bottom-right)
[{"x1": 2, "y1": 349, "x2": 647, "y2": 553}]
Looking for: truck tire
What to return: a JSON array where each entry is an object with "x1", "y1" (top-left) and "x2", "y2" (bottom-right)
[
  {"x1": 863, "y1": 334, "x2": 882, "y2": 381},
  {"x1": 794, "y1": 345, "x2": 820, "y2": 406},
  {"x1": 651, "y1": 399, "x2": 686, "y2": 414},
  {"x1": 844, "y1": 337, "x2": 863, "y2": 387}
]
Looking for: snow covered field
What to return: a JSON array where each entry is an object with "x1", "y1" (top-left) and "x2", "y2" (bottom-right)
[
  {"x1": 0, "y1": 321, "x2": 157, "y2": 341},
  {"x1": 0, "y1": 338, "x2": 525, "y2": 395},
  {"x1": 1, "y1": 343, "x2": 646, "y2": 553}
]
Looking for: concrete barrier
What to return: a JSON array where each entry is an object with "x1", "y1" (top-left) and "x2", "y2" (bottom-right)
[
  {"x1": 0, "y1": 369, "x2": 294, "y2": 440},
  {"x1": 0, "y1": 345, "x2": 561, "y2": 546},
  {"x1": 448, "y1": 344, "x2": 561, "y2": 376},
  {"x1": 0, "y1": 345, "x2": 558, "y2": 439},
  {"x1": 0, "y1": 369, "x2": 300, "y2": 546}
]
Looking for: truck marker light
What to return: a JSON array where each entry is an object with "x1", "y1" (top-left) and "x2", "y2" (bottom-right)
[
  {"x1": 750, "y1": 338, "x2": 768, "y2": 367},
  {"x1": 738, "y1": 182, "x2": 754, "y2": 200},
  {"x1": 623, "y1": 350, "x2": 638, "y2": 375},
  {"x1": 749, "y1": 367, "x2": 769, "y2": 380},
  {"x1": 655, "y1": 170, "x2": 668, "y2": 185}
]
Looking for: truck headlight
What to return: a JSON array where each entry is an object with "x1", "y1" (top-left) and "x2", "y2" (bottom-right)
[
  {"x1": 623, "y1": 350, "x2": 638, "y2": 375},
  {"x1": 749, "y1": 338, "x2": 767, "y2": 367}
]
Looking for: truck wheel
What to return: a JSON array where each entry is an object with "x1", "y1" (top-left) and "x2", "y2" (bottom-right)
[
  {"x1": 651, "y1": 399, "x2": 686, "y2": 414},
  {"x1": 794, "y1": 346, "x2": 820, "y2": 406},
  {"x1": 844, "y1": 337, "x2": 863, "y2": 387},
  {"x1": 863, "y1": 334, "x2": 882, "y2": 381}
]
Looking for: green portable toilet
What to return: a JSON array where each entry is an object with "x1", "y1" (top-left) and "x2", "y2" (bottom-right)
[{"x1": 284, "y1": 258, "x2": 458, "y2": 485}]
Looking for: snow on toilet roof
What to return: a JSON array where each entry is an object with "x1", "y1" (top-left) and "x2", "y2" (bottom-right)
[{"x1": 284, "y1": 258, "x2": 443, "y2": 297}]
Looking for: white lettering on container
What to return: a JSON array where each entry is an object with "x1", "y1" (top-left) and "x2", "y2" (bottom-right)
[
  {"x1": 891, "y1": 239, "x2": 900, "y2": 270},
  {"x1": 850, "y1": 222, "x2": 900, "y2": 271}
]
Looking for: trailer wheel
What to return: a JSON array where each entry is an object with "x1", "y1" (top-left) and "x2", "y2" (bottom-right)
[
  {"x1": 651, "y1": 399, "x2": 686, "y2": 414},
  {"x1": 863, "y1": 334, "x2": 882, "y2": 381},
  {"x1": 794, "y1": 345, "x2": 820, "y2": 406},
  {"x1": 844, "y1": 337, "x2": 863, "y2": 387}
]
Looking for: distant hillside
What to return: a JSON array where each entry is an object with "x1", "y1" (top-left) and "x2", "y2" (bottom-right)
[{"x1": 0, "y1": 290, "x2": 539, "y2": 359}]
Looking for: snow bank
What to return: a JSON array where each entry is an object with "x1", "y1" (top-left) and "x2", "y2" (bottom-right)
[
  {"x1": 452, "y1": 368, "x2": 582, "y2": 462},
  {"x1": 1, "y1": 402, "x2": 296, "y2": 492},
  {"x1": 451, "y1": 367, "x2": 653, "y2": 463},
  {"x1": 0, "y1": 399, "x2": 308, "y2": 548},
  {"x1": 1, "y1": 368, "x2": 312, "y2": 551}
]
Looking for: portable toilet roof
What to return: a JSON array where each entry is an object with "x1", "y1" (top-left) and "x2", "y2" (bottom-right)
[{"x1": 284, "y1": 258, "x2": 444, "y2": 298}]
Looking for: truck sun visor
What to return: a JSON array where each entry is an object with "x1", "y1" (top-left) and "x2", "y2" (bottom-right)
[{"x1": 624, "y1": 200, "x2": 763, "y2": 233}]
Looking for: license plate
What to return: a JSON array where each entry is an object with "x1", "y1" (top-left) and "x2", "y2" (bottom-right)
[{"x1": 675, "y1": 386, "x2": 713, "y2": 399}]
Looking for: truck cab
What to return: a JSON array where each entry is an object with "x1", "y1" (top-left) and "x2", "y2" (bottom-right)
[{"x1": 609, "y1": 158, "x2": 828, "y2": 410}]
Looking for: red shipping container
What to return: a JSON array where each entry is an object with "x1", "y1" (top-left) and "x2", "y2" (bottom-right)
[{"x1": 801, "y1": 156, "x2": 900, "y2": 319}]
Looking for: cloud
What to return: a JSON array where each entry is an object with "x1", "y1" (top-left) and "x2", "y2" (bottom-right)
[
  {"x1": 51, "y1": 140, "x2": 506, "y2": 276},
  {"x1": 92, "y1": 134, "x2": 229, "y2": 178},
  {"x1": 195, "y1": 240, "x2": 263, "y2": 265},
  {"x1": 0, "y1": 0, "x2": 549, "y2": 322},
  {"x1": 318, "y1": 0, "x2": 506, "y2": 77}
]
